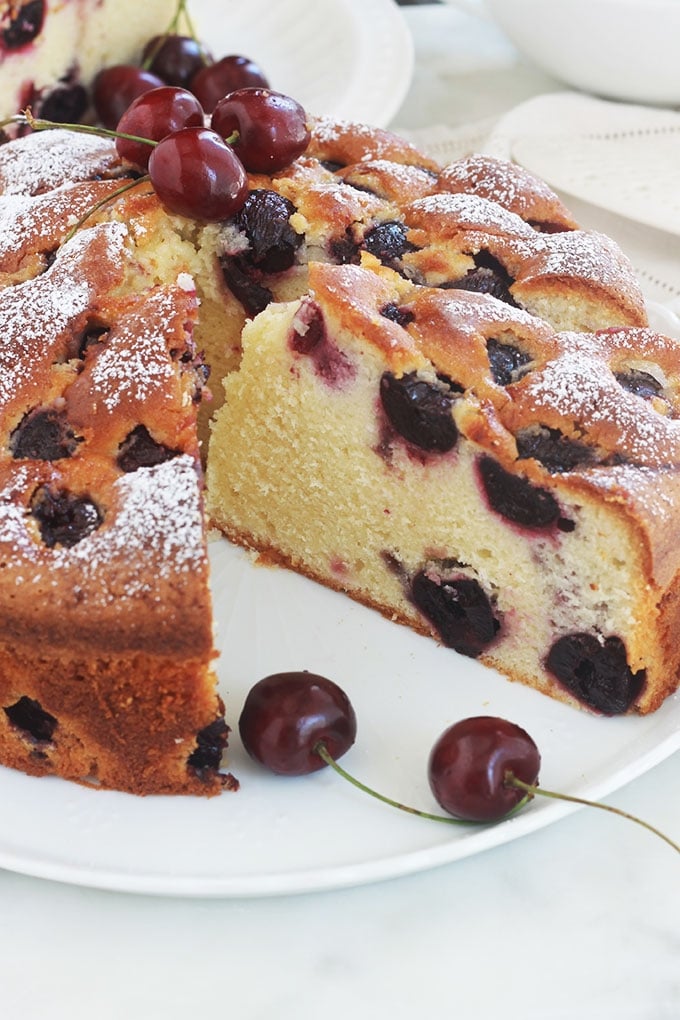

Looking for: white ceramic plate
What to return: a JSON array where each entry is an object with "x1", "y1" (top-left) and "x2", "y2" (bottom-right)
[
  {"x1": 1, "y1": 308, "x2": 680, "y2": 899},
  {"x1": 190, "y1": 0, "x2": 414, "y2": 126}
]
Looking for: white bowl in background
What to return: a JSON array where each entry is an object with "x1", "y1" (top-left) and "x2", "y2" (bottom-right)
[{"x1": 444, "y1": 0, "x2": 680, "y2": 106}]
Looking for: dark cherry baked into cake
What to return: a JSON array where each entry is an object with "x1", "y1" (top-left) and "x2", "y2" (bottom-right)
[{"x1": 0, "y1": 105, "x2": 677, "y2": 796}]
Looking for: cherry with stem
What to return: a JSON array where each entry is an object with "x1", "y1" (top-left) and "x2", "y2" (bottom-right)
[
  {"x1": 314, "y1": 741, "x2": 680, "y2": 853},
  {"x1": 142, "y1": 0, "x2": 209, "y2": 83},
  {"x1": 142, "y1": 0, "x2": 203, "y2": 64}
]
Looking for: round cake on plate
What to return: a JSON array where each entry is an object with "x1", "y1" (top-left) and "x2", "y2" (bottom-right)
[{"x1": 0, "y1": 116, "x2": 674, "y2": 798}]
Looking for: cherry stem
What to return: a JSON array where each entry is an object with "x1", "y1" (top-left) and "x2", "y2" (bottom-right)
[
  {"x1": 4, "y1": 111, "x2": 237, "y2": 152},
  {"x1": 63, "y1": 175, "x2": 152, "y2": 242},
  {"x1": 314, "y1": 743, "x2": 680, "y2": 854},
  {"x1": 313, "y1": 741, "x2": 528, "y2": 826},
  {"x1": 177, "y1": 0, "x2": 203, "y2": 56},
  {"x1": 142, "y1": 0, "x2": 183, "y2": 68},
  {"x1": 13, "y1": 110, "x2": 157, "y2": 150},
  {"x1": 506, "y1": 772, "x2": 680, "y2": 855},
  {"x1": 143, "y1": 0, "x2": 209, "y2": 70}
]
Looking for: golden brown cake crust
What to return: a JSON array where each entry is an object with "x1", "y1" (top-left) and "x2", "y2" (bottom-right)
[
  {"x1": 307, "y1": 115, "x2": 441, "y2": 172},
  {"x1": 439, "y1": 154, "x2": 579, "y2": 231},
  {"x1": 0, "y1": 132, "x2": 232, "y2": 796}
]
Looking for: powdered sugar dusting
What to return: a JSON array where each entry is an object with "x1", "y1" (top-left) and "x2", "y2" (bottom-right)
[
  {"x1": 406, "y1": 193, "x2": 640, "y2": 300},
  {"x1": 310, "y1": 115, "x2": 433, "y2": 167},
  {"x1": 87, "y1": 288, "x2": 179, "y2": 411},
  {"x1": 519, "y1": 336, "x2": 680, "y2": 463},
  {"x1": 592, "y1": 463, "x2": 677, "y2": 516},
  {"x1": 348, "y1": 159, "x2": 430, "y2": 185},
  {"x1": 428, "y1": 287, "x2": 544, "y2": 333},
  {"x1": 406, "y1": 191, "x2": 536, "y2": 240},
  {"x1": 0, "y1": 219, "x2": 126, "y2": 392},
  {"x1": 0, "y1": 457, "x2": 206, "y2": 604},
  {"x1": 0, "y1": 466, "x2": 32, "y2": 553},
  {"x1": 439, "y1": 155, "x2": 575, "y2": 226},
  {"x1": 443, "y1": 155, "x2": 538, "y2": 209},
  {"x1": 0, "y1": 222, "x2": 126, "y2": 406},
  {"x1": 0, "y1": 129, "x2": 121, "y2": 197},
  {"x1": 311, "y1": 117, "x2": 400, "y2": 157},
  {"x1": 0, "y1": 185, "x2": 100, "y2": 265},
  {"x1": 527, "y1": 230, "x2": 633, "y2": 288},
  {"x1": 341, "y1": 159, "x2": 437, "y2": 202},
  {"x1": 53, "y1": 456, "x2": 206, "y2": 594}
]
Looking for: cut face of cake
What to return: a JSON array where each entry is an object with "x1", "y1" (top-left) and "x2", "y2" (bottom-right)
[
  {"x1": 206, "y1": 259, "x2": 680, "y2": 717},
  {"x1": 0, "y1": 0, "x2": 175, "y2": 124}
]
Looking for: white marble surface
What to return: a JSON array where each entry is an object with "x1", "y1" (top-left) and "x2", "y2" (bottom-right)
[{"x1": 2, "y1": 6, "x2": 679, "y2": 1018}]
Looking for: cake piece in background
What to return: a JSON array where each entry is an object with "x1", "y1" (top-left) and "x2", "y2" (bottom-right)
[{"x1": 0, "y1": 0, "x2": 175, "y2": 124}]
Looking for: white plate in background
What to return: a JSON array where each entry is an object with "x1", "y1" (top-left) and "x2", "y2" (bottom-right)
[{"x1": 191, "y1": 0, "x2": 414, "y2": 126}]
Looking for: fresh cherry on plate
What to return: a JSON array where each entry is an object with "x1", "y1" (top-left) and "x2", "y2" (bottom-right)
[
  {"x1": 239, "y1": 671, "x2": 357, "y2": 776},
  {"x1": 427, "y1": 716, "x2": 540, "y2": 822},
  {"x1": 237, "y1": 670, "x2": 680, "y2": 852}
]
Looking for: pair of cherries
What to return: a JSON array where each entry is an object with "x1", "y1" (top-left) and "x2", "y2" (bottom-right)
[
  {"x1": 238, "y1": 671, "x2": 680, "y2": 854},
  {"x1": 239, "y1": 671, "x2": 539, "y2": 823}
]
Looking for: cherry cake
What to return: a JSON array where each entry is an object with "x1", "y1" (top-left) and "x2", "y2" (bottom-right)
[
  {"x1": 0, "y1": 116, "x2": 675, "y2": 797},
  {"x1": 0, "y1": 1, "x2": 174, "y2": 124}
]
